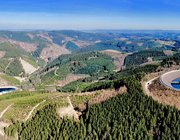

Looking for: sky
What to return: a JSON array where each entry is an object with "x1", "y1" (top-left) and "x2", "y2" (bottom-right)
[{"x1": 0, "y1": 0, "x2": 180, "y2": 30}]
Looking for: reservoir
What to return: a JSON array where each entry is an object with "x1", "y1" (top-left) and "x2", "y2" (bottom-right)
[
  {"x1": 171, "y1": 78, "x2": 180, "y2": 90},
  {"x1": 0, "y1": 87, "x2": 16, "y2": 94}
]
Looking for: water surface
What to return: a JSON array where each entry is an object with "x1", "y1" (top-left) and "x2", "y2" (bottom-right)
[
  {"x1": 171, "y1": 78, "x2": 180, "y2": 90},
  {"x1": 0, "y1": 87, "x2": 16, "y2": 94}
]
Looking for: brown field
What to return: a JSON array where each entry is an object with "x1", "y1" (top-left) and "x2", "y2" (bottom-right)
[{"x1": 56, "y1": 74, "x2": 89, "y2": 87}]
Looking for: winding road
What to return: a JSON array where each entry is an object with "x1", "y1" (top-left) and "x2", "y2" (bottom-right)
[{"x1": 54, "y1": 67, "x2": 59, "y2": 76}]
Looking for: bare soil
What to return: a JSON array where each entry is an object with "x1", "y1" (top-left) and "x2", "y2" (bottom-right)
[
  {"x1": 56, "y1": 74, "x2": 89, "y2": 87},
  {"x1": 57, "y1": 96, "x2": 79, "y2": 120},
  {"x1": 19, "y1": 57, "x2": 37, "y2": 75},
  {"x1": 149, "y1": 79, "x2": 180, "y2": 109},
  {"x1": 8, "y1": 39, "x2": 37, "y2": 52},
  {"x1": 88, "y1": 86, "x2": 127, "y2": 106},
  {"x1": 40, "y1": 43, "x2": 70, "y2": 62}
]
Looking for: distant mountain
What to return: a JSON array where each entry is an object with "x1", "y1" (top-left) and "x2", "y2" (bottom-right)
[{"x1": 0, "y1": 30, "x2": 179, "y2": 66}]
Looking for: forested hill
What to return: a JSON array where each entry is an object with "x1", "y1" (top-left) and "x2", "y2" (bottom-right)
[
  {"x1": 5, "y1": 65, "x2": 180, "y2": 140},
  {"x1": 44, "y1": 51, "x2": 115, "y2": 76},
  {"x1": 0, "y1": 30, "x2": 180, "y2": 61},
  {"x1": 124, "y1": 50, "x2": 166, "y2": 67}
]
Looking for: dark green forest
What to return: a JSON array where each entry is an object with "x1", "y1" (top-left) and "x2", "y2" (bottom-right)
[
  {"x1": 66, "y1": 41, "x2": 79, "y2": 52},
  {"x1": 5, "y1": 65, "x2": 180, "y2": 140},
  {"x1": 125, "y1": 50, "x2": 165, "y2": 67},
  {"x1": 59, "y1": 64, "x2": 158, "y2": 93}
]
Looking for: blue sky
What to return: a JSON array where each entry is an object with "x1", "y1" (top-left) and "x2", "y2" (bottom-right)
[{"x1": 0, "y1": 0, "x2": 180, "y2": 30}]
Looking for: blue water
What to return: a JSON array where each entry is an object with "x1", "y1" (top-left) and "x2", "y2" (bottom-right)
[
  {"x1": 0, "y1": 88, "x2": 16, "y2": 94},
  {"x1": 171, "y1": 78, "x2": 180, "y2": 90}
]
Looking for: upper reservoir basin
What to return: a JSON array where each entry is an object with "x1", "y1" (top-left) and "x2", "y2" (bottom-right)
[{"x1": 171, "y1": 78, "x2": 180, "y2": 90}]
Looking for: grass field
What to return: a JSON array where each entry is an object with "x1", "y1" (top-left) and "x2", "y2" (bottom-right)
[{"x1": 0, "y1": 92, "x2": 51, "y2": 122}]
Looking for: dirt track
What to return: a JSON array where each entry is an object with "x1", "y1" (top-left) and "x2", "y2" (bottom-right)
[
  {"x1": 144, "y1": 77, "x2": 159, "y2": 96},
  {"x1": 0, "y1": 104, "x2": 13, "y2": 137},
  {"x1": 0, "y1": 104, "x2": 13, "y2": 119},
  {"x1": 25, "y1": 100, "x2": 46, "y2": 121},
  {"x1": 57, "y1": 96, "x2": 79, "y2": 120}
]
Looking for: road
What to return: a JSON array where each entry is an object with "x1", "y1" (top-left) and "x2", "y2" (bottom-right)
[{"x1": 54, "y1": 67, "x2": 59, "y2": 76}]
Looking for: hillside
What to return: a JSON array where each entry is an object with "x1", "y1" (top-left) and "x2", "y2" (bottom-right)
[
  {"x1": 124, "y1": 50, "x2": 166, "y2": 67},
  {"x1": 28, "y1": 52, "x2": 115, "y2": 89},
  {"x1": 0, "y1": 30, "x2": 180, "y2": 64},
  {"x1": 2, "y1": 64, "x2": 180, "y2": 140},
  {"x1": 0, "y1": 30, "x2": 179, "y2": 139},
  {"x1": 0, "y1": 42, "x2": 39, "y2": 78}
]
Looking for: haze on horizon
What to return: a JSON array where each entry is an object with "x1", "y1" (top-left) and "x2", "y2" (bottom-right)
[{"x1": 0, "y1": 0, "x2": 180, "y2": 30}]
